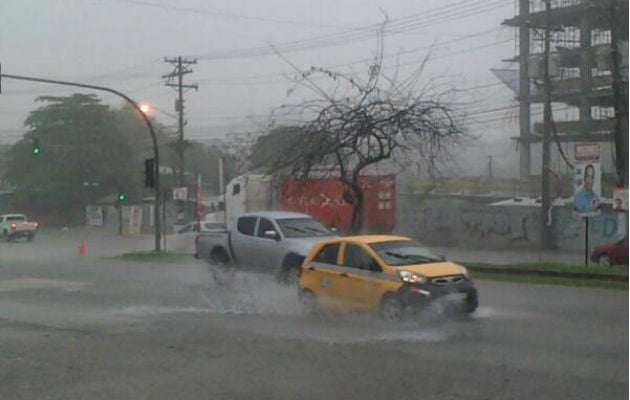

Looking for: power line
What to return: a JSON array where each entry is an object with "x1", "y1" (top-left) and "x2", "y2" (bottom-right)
[
  {"x1": 194, "y1": 0, "x2": 512, "y2": 61},
  {"x1": 107, "y1": 0, "x2": 357, "y2": 29}
]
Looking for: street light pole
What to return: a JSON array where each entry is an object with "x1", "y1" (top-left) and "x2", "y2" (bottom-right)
[{"x1": 0, "y1": 71, "x2": 163, "y2": 252}]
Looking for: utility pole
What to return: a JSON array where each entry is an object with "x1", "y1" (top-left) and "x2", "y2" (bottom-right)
[
  {"x1": 541, "y1": 0, "x2": 553, "y2": 249},
  {"x1": 609, "y1": 0, "x2": 628, "y2": 187},
  {"x1": 163, "y1": 57, "x2": 198, "y2": 222},
  {"x1": 518, "y1": 0, "x2": 531, "y2": 181}
]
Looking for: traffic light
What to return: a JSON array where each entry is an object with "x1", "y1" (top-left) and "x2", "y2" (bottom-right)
[
  {"x1": 144, "y1": 158, "x2": 155, "y2": 188},
  {"x1": 32, "y1": 139, "x2": 40, "y2": 155},
  {"x1": 117, "y1": 192, "x2": 127, "y2": 202}
]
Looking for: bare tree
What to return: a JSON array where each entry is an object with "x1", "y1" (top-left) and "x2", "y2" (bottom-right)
[{"x1": 268, "y1": 29, "x2": 466, "y2": 233}]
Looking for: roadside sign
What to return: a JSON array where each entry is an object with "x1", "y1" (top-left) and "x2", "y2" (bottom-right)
[
  {"x1": 574, "y1": 143, "x2": 600, "y2": 162},
  {"x1": 173, "y1": 187, "x2": 188, "y2": 201},
  {"x1": 85, "y1": 206, "x2": 103, "y2": 226},
  {"x1": 573, "y1": 143, "x2": 601, "y2": 216}
]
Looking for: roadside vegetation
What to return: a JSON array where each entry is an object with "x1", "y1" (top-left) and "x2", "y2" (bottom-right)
[
  {"x1": 468, "y1": 262, "x2": 628, "y2": 290},
  {"x1": 115, "y1": 251, "x2": 192, "y2": 263}
]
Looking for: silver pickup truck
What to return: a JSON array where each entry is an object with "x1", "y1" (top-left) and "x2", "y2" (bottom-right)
[{"x1": 195, "y1": 211, "x2": 337, "y2": 284}]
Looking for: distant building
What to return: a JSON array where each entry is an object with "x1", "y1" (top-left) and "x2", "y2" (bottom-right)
[{"x1": 501, "y1": 0, "x2": 628, "y2": 180}]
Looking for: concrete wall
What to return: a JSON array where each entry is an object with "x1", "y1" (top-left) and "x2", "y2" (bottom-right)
[{"x1": 395, "y1": 191, "x2": 627, "y2": 251}]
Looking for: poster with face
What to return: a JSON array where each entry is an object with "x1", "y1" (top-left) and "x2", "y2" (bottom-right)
[
  {"x1": 613, "y1": 187, "x2": 628, "y2": 212},
  {"x1": 573, "y1": 162, "x2": 601, "y2": 215}
]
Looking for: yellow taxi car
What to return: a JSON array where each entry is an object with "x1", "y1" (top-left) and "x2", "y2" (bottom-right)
[{"x1": 298, "y1": 235, "x2": 478, "y2": 320}]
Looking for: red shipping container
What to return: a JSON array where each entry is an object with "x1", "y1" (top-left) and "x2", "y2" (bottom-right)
[{"x1": 280, "y1": 175, "x2": 395, "y2": 233}]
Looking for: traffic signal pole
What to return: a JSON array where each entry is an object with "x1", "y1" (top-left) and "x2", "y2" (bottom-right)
[{"x1": 0, "y1": 71, "x2": 163, "y2": 252}]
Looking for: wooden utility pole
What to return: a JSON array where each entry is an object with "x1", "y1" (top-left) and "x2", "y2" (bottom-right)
[
  {"x1": 163, "y1": 57, "x2": 198, "y2": 222},
  {"x1": 609, "y1": 0, "x2": 628, "y2": 187},
  {"x1": 163, "y1": 57, "x2": 198, "y2": 186},
  {"x1": 518, "y1": 0, "x2": 531, "y2": 181}
]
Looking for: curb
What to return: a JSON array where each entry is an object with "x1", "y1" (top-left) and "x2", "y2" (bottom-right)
[{"x1": 466, "y1": 264, "x2": 629, "y2": 282}]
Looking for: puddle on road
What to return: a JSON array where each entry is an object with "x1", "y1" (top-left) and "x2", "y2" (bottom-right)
[
  {"x1": 107, "y1": 270, "x2": 478, "y2": 344},
  {"x1": 471, "y1": 306, "x2": 546, "y2": 321}
]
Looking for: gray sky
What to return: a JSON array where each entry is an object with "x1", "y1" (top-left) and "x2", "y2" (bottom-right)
[{"x1": 1, "y1": 0, "x2": 522, "y2": 177}]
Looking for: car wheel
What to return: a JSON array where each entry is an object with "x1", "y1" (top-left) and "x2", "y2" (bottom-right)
[
  {"x1": 381, "y1": 294, "x2": 404, "y2": 322},
  {"x1": 597, "y1": 254, "x2": 613, "y2": 267},
  {"x1": 298, "y1": 290, "x2": 320, "y2": 315},
  {"x1": 2, "y1": 230, "x2": 8, "y2": 242}
]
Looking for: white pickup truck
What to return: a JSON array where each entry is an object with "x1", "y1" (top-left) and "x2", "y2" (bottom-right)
[
  {"x1": 0, "y1": 213, "x2": 39, "y2": 241},
  {"x1": 195, "y1": 211, "x2": 337, "y2": 284}
]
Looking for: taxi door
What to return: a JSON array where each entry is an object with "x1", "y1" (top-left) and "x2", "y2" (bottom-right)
[
  {"x1": 335, "y1": 243, "x2": 384, "y2": 311},
  {"x1": 301, "y1": 242, "x2": 343, "y2": 310}
]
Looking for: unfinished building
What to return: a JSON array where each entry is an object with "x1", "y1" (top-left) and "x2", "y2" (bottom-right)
[{"x1": 500, "y1": 0, "x2": 628, "y2": 183}]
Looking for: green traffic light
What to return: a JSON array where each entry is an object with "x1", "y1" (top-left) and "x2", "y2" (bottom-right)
[
  {"x1": 32, "y1": 138, "x2": 40, "y2": 155},
  {"x1": 118, "y1": 192, "x2": 126, "y2": 202}
]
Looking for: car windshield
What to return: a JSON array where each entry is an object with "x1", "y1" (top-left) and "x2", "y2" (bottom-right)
[
  {"x1": 369, "y1": 240, "x2": 443, "y2": 266},
  {"x1": 276, "y1": 218, "x2": 332, "y2": 238},
  {"x1": 6, "y1": 216, "x2": 26, "y2": 222}
]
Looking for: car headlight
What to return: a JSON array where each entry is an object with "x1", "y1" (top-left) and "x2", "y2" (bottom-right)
[{"x1": 398, "y1": 270, "x2": 427, "y2": 284}]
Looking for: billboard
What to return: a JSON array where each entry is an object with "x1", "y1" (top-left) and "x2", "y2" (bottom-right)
[{"x1": 573, "y1": 143, "x2": 601, "y2": 216}]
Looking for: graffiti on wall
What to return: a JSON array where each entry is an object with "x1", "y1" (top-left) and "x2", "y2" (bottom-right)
[
  {"x1": 462, "y1": 208, "x2": 532, "y2": 242},
  {"x1": 557, "y1": 211, "x2": 619, "y2": 241}
]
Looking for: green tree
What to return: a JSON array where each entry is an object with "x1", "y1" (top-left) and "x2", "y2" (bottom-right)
[
  {"x1": 4, "y1": 94, "x2": 141, "y2": 218},
  {"x1": 269, "y1": 32, "x2": 465, "y2": 233},
  {"x1": 249, "y1": 126, "x2": 303, "y2": 170}
]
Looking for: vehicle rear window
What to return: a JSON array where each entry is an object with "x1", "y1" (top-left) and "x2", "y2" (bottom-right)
[
  {"x1": 6, "y1": 216, "x2": 25, "y2": 222},
  {"x1": 313, "y1": 243, "x2": 340, "y2": 265},
  {"x1": 237, "y1": 217, "x2": 257, "y2": 236},
  {"x1": 202, "y1": 222, "x2": 224, "y2": 230}
]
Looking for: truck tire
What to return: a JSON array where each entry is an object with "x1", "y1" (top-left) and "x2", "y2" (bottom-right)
[
  {"x1": 208, "y1": 248, "x2": 233, "y2": 289},
  {"x1": 278, "y1": 254, "x2": 304, "y2": 285},
  {"x1": 209, "y1": 248, "x2": 230, "y2": 265}
]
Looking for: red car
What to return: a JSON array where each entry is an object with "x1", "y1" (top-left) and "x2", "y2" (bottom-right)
[{"x1": 590, "y1": 236, "x2": 629, "y2": 266}]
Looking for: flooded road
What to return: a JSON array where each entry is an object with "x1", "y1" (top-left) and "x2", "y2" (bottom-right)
[{"x1": 0, "y1": 231, "x2": 627, "y2": 399}]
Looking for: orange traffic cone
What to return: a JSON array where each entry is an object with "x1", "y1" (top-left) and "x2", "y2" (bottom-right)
[{"x1": 77, "y1": 240, "x2": 87, "y2": 256}]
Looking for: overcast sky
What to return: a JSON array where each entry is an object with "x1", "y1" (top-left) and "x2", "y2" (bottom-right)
[{"x1": 1, "y1": 0, "x2": 524, "y2": 177}]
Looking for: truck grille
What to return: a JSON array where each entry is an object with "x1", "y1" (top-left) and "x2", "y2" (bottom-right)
[{"x1": 431, "y1": 275, "x2": 465, "y2": 286}]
